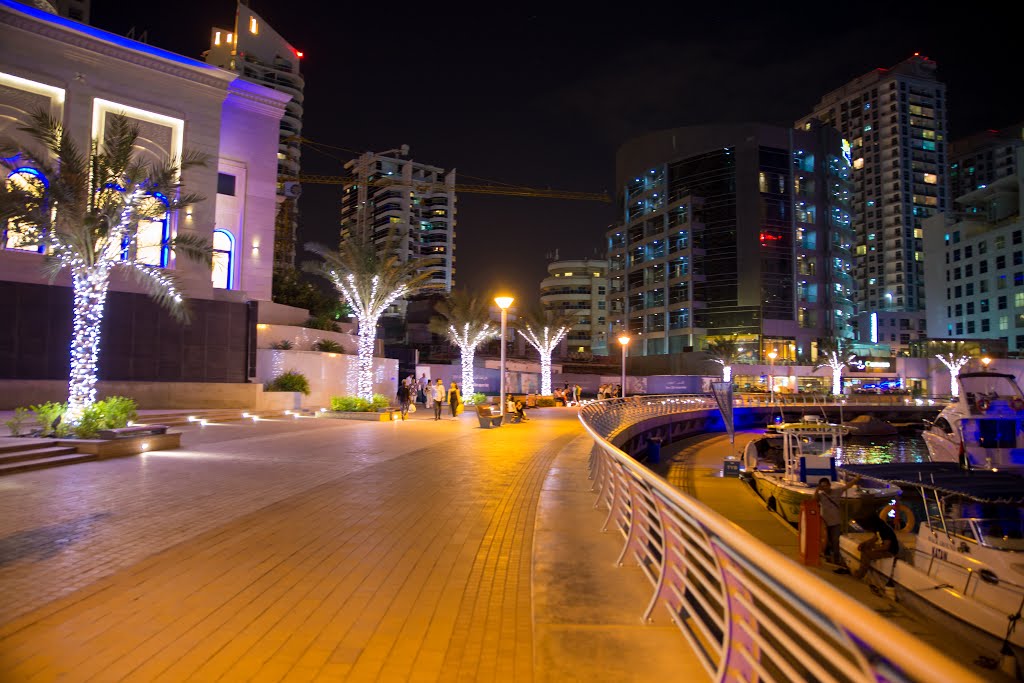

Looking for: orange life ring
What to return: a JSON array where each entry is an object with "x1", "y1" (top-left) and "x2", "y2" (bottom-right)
[
  {"x1": 977, "y1": 398, "x2": 991, "y2": 412},
  {"x1": 1011, "y1": 397, "x2": 1024, "y2": 412},
  {"x1": 880, "y1": 503, "x2": 915, "y2": 533}
]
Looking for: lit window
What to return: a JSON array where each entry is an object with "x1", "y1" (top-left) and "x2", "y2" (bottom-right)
[
  {"x1": 923, "y1": 173, "x2": 937, "y2": 185},
  {"x1": 134, "y1": 194, "x2": 169, "y2": 266},
  {"x1": 853, "y1": 158, "x2": 864, "y2": 170},
  {"x1": 226, "y1": 33, "x2": 233, "y2": 43},
  {"x1": 3, "y1": 167, "x2": 48, "y2": 253},
  {"x1": 212, "y1": 229, "x2": 234, "y2": 290},
  {"x1": 249, "y1": 17, "x2": 258, "y2": 34},
  {"x1": 215, "y1": 31, "x2": 222, "y2": 46}
]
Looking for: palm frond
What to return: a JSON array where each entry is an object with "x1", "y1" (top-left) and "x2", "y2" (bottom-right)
[
  {"x1": 168, "y1": 231, "x2": 213, "y2": 267},
  {"x1": 115, "y1": 261, "x2": 191, "y2": 323}
]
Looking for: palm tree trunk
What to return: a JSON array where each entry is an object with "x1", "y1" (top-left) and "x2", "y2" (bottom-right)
[
  {"x1": 67, "y1": 266, "x2": 110, "y2": 420},
  {"x1": 539, "y1": 349, "x2": 552, "y2": 396},
  {"x1": 356, "y1": 324, "x2": 377, "y2": 400},
  {"x1": 460, "y1": 348, "x2": 476, "y2": 402}
]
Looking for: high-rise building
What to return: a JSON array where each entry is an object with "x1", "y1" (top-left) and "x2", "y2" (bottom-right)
[
  {"x1": 19, "y1": 0, "x2": 88, "y2": 23},
  {"x1": 608, "y1": 122, "x2": 854, "y2": 366},
  {"x1": 797, "y1": 54, "x2": 948, "y2": 319},
  {"x1": 539, "y1": 256, "x2": 609, "y2": 357},
  {"x1": 923, "y1": 148, "x2": 1024, "y2": 353},
  {"x1": 205, "y1": 2, "x2": 303, "y2": 269},
  {"x1": 340, "y1": 148, "x2": 456, "y2": 300},
  {"x1": 949, "y1": 123, "x2": 1023, "y2": 198}
]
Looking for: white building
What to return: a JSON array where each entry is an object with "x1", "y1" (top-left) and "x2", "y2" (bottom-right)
[
  {"x1": 798, "y1": 54, "x2": 948, "y2": 321},
  {"x1": 340, "y1": 148, "x2": 457, "y2": 299},
  {"x1": 205, "y1": 2, "x2": 304, "y2": 269},
  {"x1": 0, "y1": 0, "x2": 288, "y2": 392},
  {"x1": 923, "y1": 148, "x2": 1024, "y2": 352},
  {"x1": 539, "y1": 256, "x2": 609, "y2": 357}
]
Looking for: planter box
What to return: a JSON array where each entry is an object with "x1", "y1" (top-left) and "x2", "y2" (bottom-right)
[
  {"x1": 320, "y1": 411, "x2": 397, "y2": 422},
  {"x1": 57, "y1": 432, "x2": 181, "y2": 458}
]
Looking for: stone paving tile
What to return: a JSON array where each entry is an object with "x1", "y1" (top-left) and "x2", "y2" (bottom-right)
[{"x1": 0, "y1": 410, "x2": 586, "y2": 680}]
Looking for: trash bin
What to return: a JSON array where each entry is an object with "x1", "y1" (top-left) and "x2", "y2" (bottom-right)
[{"x1": 723, "y1": 457, "x2": 740, "y2": 477}]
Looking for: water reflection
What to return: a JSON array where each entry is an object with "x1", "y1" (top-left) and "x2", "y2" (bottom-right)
[{"x1": 835, "y1": 434, "x2": 928, "y2": 465}]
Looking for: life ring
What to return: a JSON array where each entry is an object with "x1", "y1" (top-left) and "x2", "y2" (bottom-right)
[
  {"x1": 1010, "y1": 397, "x2": 1024, "y2": 412},
  {"x1": 880, "y1": 503, "x2": 915, "y2": 533},
  {"x1": 977, "y1": 398, "x2": 991, "y2": 412}
]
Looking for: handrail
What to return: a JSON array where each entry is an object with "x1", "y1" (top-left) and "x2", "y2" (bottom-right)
[{"x1": 578, "y1": 395, "x2": 982, "y2": 683}]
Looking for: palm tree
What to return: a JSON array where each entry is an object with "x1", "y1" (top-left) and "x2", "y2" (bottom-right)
[
  {"x1": 0, "y1": 111, "x2": 210, "y2": 421},
  {"x1": 706, "y1": 336, "x2": 742, "y2": 383},
  {"x1": 428, "y1": 291, "x2": 497, "y2": 401},
  {"x1": 815, "y1": 338, "x2": 856, "y2": 396},
  {"x1": 516, "y1": 306, "x2": 577, "y2": 396},
  {"x1": 304, "y1": 229, "x2": 434, "y2": 400},
  {"x1": 931, "y1": 340, "x2": 972, "y2": 397}
]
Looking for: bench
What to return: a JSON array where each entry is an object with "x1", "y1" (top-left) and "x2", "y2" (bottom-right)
[
  {"x1": 476, "y1": 405, "x2": 504, "y2": 428},
  {"x1": 97, "y1": 424, "x2": 169, "y2": 439}
]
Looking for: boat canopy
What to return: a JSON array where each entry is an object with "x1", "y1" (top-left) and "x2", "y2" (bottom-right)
[{"x1": 840, "y1": 463, "x2": 1024, "y2": 504}]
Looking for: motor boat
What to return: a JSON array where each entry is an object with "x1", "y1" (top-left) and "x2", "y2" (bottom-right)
[
  {"x1": 839, "y1": 462, "x2": 1024, "y2": 672},
  {"x1": 843, "y1": 414, "x2": 898, "y2": 437},
  {"x1": 923, "y1": 372, "x2": 1024, "y2": 472},
  {"x1": 743, "y1": 422, "x2": 896, "y2": 527}
]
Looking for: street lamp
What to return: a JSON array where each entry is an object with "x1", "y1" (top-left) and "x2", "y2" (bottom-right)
[
  {"x1": 767, "y1": 349, "x2": 778, "y2": 402},
  {"x1": 982, "y1": 356, "x2": 992, "y2": 371},
  {"x1": 618, "y1": 334, "x2": 631, "y2": 399},
  {"x1": 495, "y1": 295, "x2": 514, "y2": 419}
]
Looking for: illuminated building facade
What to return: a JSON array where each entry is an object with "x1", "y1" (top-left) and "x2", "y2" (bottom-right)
[
  {"x1": 539, "y1": 256, "x2": 609, "y2": 357},
  {"x1": 608, "y1": 123, "x2": 854, "y2": 366},
  {"x1": 949, "y1": 123, "x2": 1023, "y2": 199},
  {"x1": 798, "y1": 54, "x2": 947, "y2": 320}
]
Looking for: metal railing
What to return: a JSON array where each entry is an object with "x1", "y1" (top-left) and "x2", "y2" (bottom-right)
[{"x1": 578, "y1": 396, "x2": 981, "y2": 683}]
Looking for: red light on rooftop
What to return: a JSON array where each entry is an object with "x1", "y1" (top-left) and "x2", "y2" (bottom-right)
[
  {"x1": 914, "y1": 52, "x2": 919, "y2": 56},
  {"x1": 293, "y1": 48, "x2": 304, "y2": 58}
]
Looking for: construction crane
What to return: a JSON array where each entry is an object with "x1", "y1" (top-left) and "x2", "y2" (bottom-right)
[{"x1": 287, "y1": 173, "x2": 610, "y2": 202}]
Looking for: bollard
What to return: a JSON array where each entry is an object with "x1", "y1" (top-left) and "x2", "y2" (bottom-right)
[{"x1": 799, "y1": 499, "x2": 822, "y2": 566}]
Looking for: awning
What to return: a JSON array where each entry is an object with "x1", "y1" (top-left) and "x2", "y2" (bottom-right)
[{"x1": 840, "y1": 462, "x2": 1024, "y2": 504}]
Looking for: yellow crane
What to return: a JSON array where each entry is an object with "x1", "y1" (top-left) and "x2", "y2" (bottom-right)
[{"x1": 288, "y1": 173, "x2": 610, "y2": 202}]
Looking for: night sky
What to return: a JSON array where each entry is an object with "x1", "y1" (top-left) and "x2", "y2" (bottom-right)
[{"x1": 90, "y1": 2, "x2": 1024, "y2": 302}]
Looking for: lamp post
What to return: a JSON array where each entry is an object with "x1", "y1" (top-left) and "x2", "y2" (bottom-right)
[
  {"x1": 495, "y1": 295, "x2": 514, "y2": 419},
  {"x1": 618, "y1": 334, "x2": 631, "y2": 399},
  {"x1": 982, "y1": 356, "x2": 992, "y2": 371},
  {"x1": 767, "y1": 349, "x2": 778, "y2": 403}
]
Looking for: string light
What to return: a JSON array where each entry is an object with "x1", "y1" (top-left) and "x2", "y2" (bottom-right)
[
  {"x1": 520, "y1": 324, "x2": 570, "y2": 396},
  {"x1": 820, "y1": 350, "x2": 856, "y2": 396},
  {"x1": 936, "y1": 352, "x2": 970, "y2": 398},
  {"x1": 448, "y1": 321, "x2": 496, "y2": 400},
  {"x1": 330, "y1": 271, "x2": 407, "y2": 399}
]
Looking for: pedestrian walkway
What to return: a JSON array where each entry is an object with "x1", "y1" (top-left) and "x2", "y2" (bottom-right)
[{"x1": 0, "y1": 407, "x2": 697, "y2": 681}]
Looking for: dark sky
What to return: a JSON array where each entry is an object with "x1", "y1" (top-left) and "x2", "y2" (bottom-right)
[{"x1": 91, "y1": 3, "x2": 1024, "y2": 302}]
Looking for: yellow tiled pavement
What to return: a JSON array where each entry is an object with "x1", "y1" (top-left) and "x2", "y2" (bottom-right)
[{"x1": 0, "y1": 409, "x2": 699, "y2": 681}]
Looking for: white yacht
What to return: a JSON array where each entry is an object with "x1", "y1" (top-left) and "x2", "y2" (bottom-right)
[{"x1": 923, "y1": 372, "x2": 1024, "y2": 472}]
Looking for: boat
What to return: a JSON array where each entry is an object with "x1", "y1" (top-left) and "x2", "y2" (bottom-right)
[
  {"x1": 838, "y1": 462, "x2": 1024, "y2": 672},
  {"x1": 923, "y1": 371, "x2": 1024, "y2": 472},
  {"x1": 742, "y1": 422, "x2": 896, "y2": 527},
  {"x1": 843, "y1": 414, "x2": 898, "y2": 437}
]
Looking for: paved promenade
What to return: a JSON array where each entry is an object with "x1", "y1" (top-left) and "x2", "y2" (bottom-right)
[{"x1": 0, "y1": 408, "x2": 696, "y2": 681}]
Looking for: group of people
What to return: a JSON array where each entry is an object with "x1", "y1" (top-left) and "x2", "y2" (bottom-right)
[
  {"x1": 597, "y1": 384, "x2": 621, "y2": 400},
  {"x1": 814, "y1": 474, "x2": 900, "y2": 578},
  {"x1": 397, "y1": 375, "x2": 463, "y2": 421},
  {"x1": 553, "y1": 384, "x2": 582, "y2": 407}
]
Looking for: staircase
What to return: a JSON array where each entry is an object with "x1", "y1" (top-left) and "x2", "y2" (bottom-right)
[
  {"x1": 132, "y1": 408, "x2": 305, "y2": 427},
  {"x1": 0, "y1": 439, "x2": 95, "y2": 476}
]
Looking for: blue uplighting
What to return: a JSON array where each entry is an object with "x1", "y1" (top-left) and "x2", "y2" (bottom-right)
[
  {"x1": 8, "y1": 166, "x2": 48, "y2": 187},
  {"x1": 2, "y1": 0, "x2": 223, "y2": 72}
]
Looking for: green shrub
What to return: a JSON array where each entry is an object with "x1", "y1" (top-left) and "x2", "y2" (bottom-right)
[
  {"x1": 330, "y1": 394, "x2": 390, "y2": 412},
  {"x1": 465, "y1": 392, "x2": 487, "y2": 406},
  {"x1": 30, "y1": 401, "x2": 68, "y2": 437},
  {"x1": 535, "y1": 396, "x2": 556, "y2": 407},
  {"x1": 100, "y1": 396, "x2": 137, "y2": 428},
  {"x1": 73, "y1": 404, "x2": 105, "y2": 439},
  {"x1": 266, "y1": 370, "x2": 311, "y2": 395},
  {"x1": 312, "y1": 339, "x2": 344, "y2": 353},
  {"x1": 4, "y1": 407, "x2": 31, "y2": 436},
  {"x1": 303, "y1": 316, "x2": 341, "y2": 332},
  {"x1": 270, "y1": 340, "x2": 294, "y2": 350}
]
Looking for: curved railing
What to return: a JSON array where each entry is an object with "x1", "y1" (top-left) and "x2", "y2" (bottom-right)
[{"x1": 578, "y1": 395, "x2": 981, "y2": 683}]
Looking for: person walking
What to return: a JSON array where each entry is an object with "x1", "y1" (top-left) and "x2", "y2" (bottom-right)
[
  {"x1": 431, "y1": 378, "x2": 446, "y2": 421},
  {"x1": 447, "y1": 381, "x2": 461, "y2": 418},
  {"x1": 396, "y1": 380, "x2": 412, "y2": 420},
  {"x1": 417, "y1": 374, "x2": 429, "y2": 406},
  {"x1": 815, "y1": 473, "x2": 861, "y2": 572}
]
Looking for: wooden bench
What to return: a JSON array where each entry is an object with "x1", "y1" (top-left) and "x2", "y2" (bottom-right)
[
  {"x1": 476, "y1": 405, "x2": 504, "y2": 428},
  {"x1": 97, "y1": 424, "x2": 169, "y2": 439}
]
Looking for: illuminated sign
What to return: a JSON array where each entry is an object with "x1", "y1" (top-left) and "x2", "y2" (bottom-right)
[
  {"x1": 865, "y1": 361, "x2": 892, "y2": 369},
  {"x1": 841, "y1": 139, "x2": 852, "y2": 166},
  {"x1": 870, "y1": 312, "x2": 878, "y2": 344}
]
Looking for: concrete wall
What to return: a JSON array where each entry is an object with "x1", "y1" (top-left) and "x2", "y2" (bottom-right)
[
  {"x1": 255, "y1": 349, "x2": 399, "y2": 408},
  {"x1": 257, "y1": 324, "x2": 358, "y2": 354}
]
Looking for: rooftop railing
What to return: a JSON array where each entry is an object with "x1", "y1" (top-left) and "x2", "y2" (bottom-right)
[{"x1": 578, "y1": 395, "x2": 981, "y2": 683}]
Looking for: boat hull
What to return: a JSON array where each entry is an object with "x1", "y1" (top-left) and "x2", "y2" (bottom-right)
[{"x1": 751, "y1": 473, "x2": 891, "y2": 527}]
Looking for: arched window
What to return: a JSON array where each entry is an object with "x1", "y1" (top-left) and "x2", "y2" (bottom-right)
[
  {"x1": 3, "y1": 167, "x2": 48, "y2": 253},
  {"x1": 212, "y1": 229, "x2": 234, "y2": 290},
  {"x1": 134, "y1": 192, "x2": 170, "y2": 266}
]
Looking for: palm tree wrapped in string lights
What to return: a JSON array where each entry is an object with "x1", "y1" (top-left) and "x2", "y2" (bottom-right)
[
  {"x1": 429, "y1": 291, "x2": 497, "y2": 402},
  {"x1": 0, "y1": 111, "x2": 210, "y2": 421},
  {"x1": 815, "y1": 338, "x2": 856, "y2": 396},
  {"x1": 516, "y1": 307, "x2": 577, "y2": 396},
  {"x1": 304, "y1": 229, "x2": 435, "y2": 400}
]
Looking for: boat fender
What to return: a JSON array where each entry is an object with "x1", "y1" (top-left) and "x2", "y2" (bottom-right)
[
  {"x1": 1010, "y1": 397, "x2": 1024, "y2": 412},
  {"x1": 977, "y1": 397, "x2": 991, "y2": 412},
  {"x1": 879, "y1": 503, "x2": 915, "y2": 533}
]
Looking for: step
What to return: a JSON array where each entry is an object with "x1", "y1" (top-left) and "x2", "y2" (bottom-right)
[
  {"x1": 0, "y1": 440, "x2": 59, "y2": 456},
  {"x1": 0, "y1": 446, "x2": 78, "y2": 466},
  {"x1": 0, "y1": 452, "x2": 97, "y2": 476}
]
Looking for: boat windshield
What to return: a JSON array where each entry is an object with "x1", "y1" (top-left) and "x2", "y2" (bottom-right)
[
  {"x1": 974, "y1": 518, "x2": 1024, "y2": 551},
  {"x1": 959, "y1": 375, "x2": 1023, "y2": 404}
]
